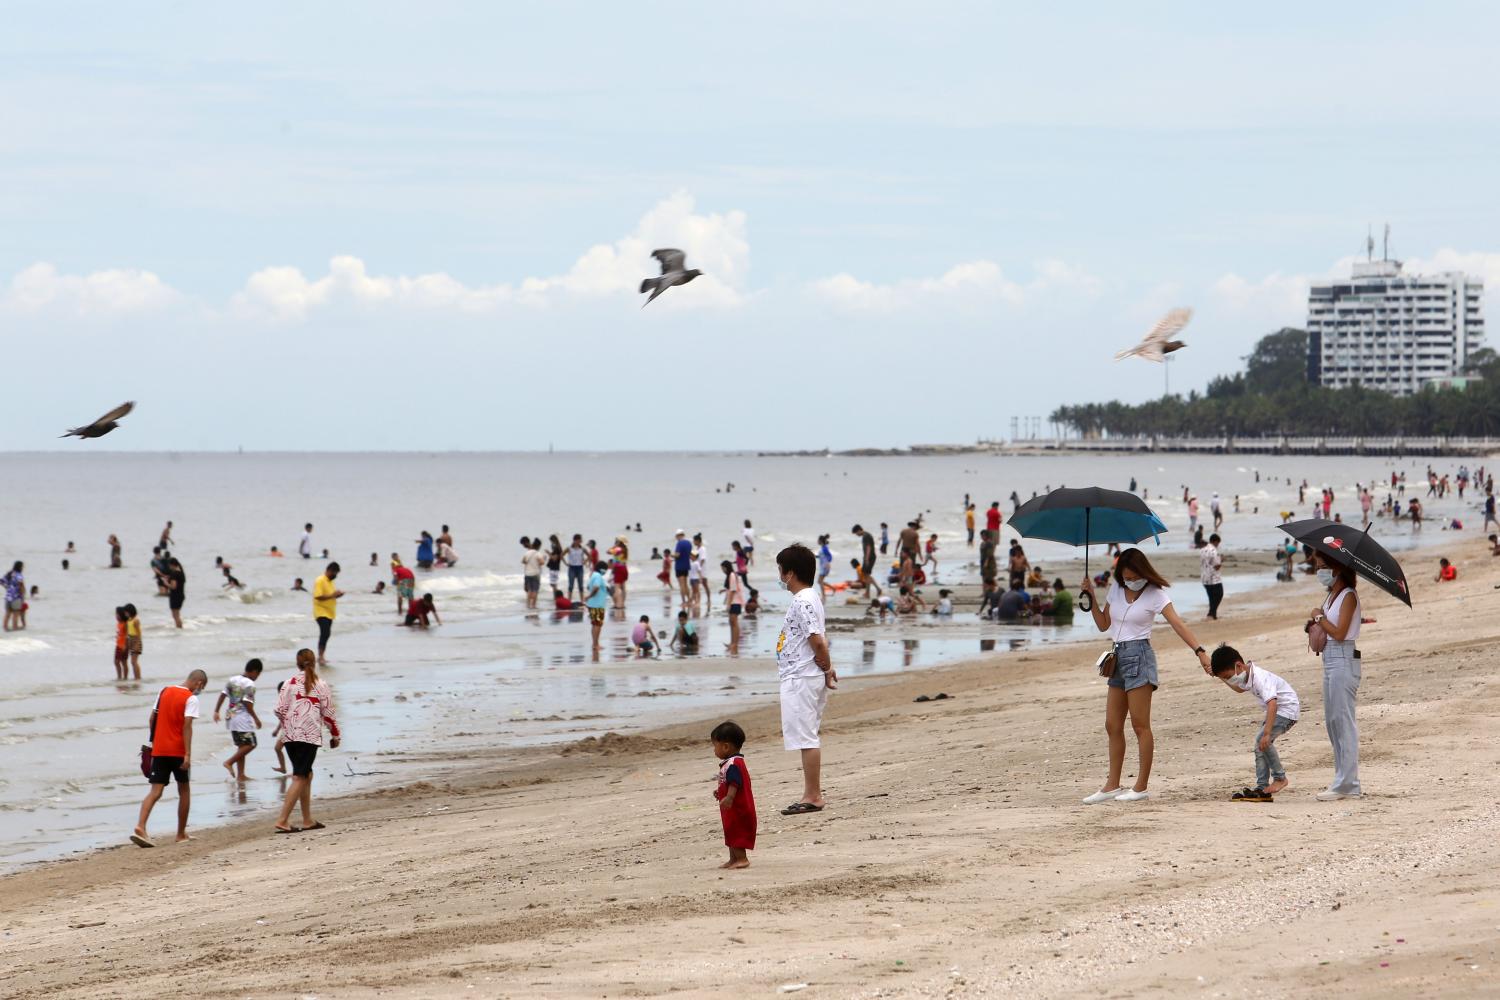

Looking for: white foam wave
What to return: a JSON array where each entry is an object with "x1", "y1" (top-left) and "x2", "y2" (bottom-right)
[
  {"x1": 416, "y1": 571, "x2": 518, "y2": 594},
  {"x1": 0, "y1": 637, "x2": 51, "y2": 656}
]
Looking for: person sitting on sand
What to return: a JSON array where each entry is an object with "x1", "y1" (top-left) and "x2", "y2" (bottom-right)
[
  {"x1": 977, "y1": 580, "x2": 999, "y2": 619},
  {"x1": 631, "y1": 615, "x2": 658, "y2": 657},
  {"x1": 552, "y1": 587, "x2": 578, "y2": 611},
  {"x1": 1046, "y1": 579, "x2": 1074, "y2": 623},
  {"x1": 1210, "y1": 644, "x2": 1299, "y2": 802},
  {"x1": 1435, "y1": 557, "x2": 1457, "y2": 582},
  {"x1": 1489, "y1": 533, "x2": 1500, "y2": 556},
  {"x1": 933, "y1": 588, "x2": 953, "y2": 615},
  {"x1": 895, "y1": 585, "x2": 926, "y2": 614},
  {"x1": 670, "y1": 610, "x2": 699, "y2": 653}
]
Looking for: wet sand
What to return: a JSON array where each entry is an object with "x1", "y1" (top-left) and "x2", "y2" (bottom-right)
[{"x1": 3, "y1": 532, "x2": 1497, "y2": 998}]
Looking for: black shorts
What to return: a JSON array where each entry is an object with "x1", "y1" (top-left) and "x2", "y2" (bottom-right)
[
  {"x1": 285, "y1": 741, "x2": 318, "y2": 777},
  {"x1": 316, "y1": 616, "x2": 333, "y2": 646},
  {"x1": 168, "y1": 594, "x2": 185, "y2": 611},
  {"x1": 524, "y1": 575, "x2": 540, "y2": 593},
  {"x1": 149, "y1": 755, "x2": 190, "y2": 785},
  {"x1": 729, "y1": 603, "x2": 742, "y2": 615},
  {"x1": 231, "y1": 731, "x2": 258, "y2": 748},
  {"x1": 861, "y1": 559, "x2": 873, "y2": 576}
]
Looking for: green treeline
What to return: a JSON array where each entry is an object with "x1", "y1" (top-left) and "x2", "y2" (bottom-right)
[{"x1": 1051, "y1": 328, "x2": 1500, "y2": 438}]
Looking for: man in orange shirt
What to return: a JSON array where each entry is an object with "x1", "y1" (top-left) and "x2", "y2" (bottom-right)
[{"x1": 131, "y1": 669, "x2": 208, "y2": 848}]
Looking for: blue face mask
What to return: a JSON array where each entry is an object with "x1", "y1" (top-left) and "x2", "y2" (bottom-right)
[
  {"x1": 1316, "y1": 568, "x2": 1334, "y2": 588},
  {"x1": 779, "y1": 576, "x2": 791, "y2": 591}
]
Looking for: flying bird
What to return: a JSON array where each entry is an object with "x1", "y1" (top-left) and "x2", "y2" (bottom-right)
[
  {"x1": 61, "y1": 401, "x2": 136, "y2": 439},
  {"x1": 639, "y1": 248, "x2": 702, "y2": 307},
  {"x1": 1114, "y1": 308, "x2": 1193, "y2": 362}
]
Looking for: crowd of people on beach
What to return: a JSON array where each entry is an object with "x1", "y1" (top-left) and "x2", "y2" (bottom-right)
[{"x1": 4, "y1": 457, "x2": 1495, "y2": 861}]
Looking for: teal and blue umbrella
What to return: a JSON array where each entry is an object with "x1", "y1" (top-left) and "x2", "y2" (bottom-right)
[{"x1": 1009, "y1": 487, "x2": 1168, "y2": 610}]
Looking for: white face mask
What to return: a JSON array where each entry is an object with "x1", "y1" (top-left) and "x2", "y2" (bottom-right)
[
  {"x1": 1123, "y1": 577, "x2": 1147, "y2": 592},
  {"x1": 779, "y1": 575, "x2": 791, "y2": 592},
  {"x1": 1316, "y1": 568, "x2": 1335, "y2": 588}
]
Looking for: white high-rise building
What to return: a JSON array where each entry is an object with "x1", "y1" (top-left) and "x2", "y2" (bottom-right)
[{"x1": 1306, "y1": 256, "x2": 1484, "y2": 396}]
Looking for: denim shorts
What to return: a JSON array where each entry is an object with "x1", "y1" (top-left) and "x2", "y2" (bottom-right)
[{"x1": 1107, "y1": 639, "x2": 1159, "y2": 691}]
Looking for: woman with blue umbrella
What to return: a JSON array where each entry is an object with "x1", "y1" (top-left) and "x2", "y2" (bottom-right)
[
  {"x1": 1011, "y1": 488, "x2": 1211, "y2": 804},
  {"x1": 1079, "y1": 550, "x2": 1211, "y2": 803}
]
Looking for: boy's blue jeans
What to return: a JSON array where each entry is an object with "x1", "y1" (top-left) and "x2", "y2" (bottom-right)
[{"x1": 1255, "y1": 715, "x2": 1297, "y2": 788}]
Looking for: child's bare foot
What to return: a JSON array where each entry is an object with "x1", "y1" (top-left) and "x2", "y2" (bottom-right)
[
  {"x1": 1264, "y1": 778, "x2": 1289, "y2": 794},
  {"x1": 271, "y1": 764, "x2": 287, "y2": 774},
  {"x1": 222, "y1": 760, "x2": 235, "y2": 774}
]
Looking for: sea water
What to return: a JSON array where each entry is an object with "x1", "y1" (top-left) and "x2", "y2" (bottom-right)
[{"x1": 0, "y1": 450, "x2": 1476, "y2": 867}]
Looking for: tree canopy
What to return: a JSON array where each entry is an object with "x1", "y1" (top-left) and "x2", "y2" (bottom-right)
[{"x1": 1052, "y1": 328, "x2": 1500, "y2": 438}]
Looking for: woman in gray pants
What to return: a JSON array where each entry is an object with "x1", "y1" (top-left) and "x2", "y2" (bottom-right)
[{"x1": 1309, "y1": 554, "x2": 1362, "y2": 801}]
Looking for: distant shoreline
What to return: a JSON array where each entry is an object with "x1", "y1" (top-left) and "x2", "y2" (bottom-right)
[{"x1": 761, "y1": 434, "x2": 1500, "y2": 458}]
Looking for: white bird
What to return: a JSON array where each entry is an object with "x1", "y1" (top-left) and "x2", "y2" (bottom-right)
[
  {"x1": 639, "y1": 249, "x2": 702, "y2": 307},
  {"x1": 1114, "y1": 308, "x2": 1193, "y2": 362}
]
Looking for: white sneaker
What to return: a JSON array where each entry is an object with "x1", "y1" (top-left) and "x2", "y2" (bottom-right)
[
  {"x1": 1315, "y1": 789, "x2": 1359, "y2": 801},
  {"x1": 1115, "y1": 789, "x2": 1150, "y2": 802},
  {"x1": 1082, "y1": 788, "x2": 1125, "y2": 805}
]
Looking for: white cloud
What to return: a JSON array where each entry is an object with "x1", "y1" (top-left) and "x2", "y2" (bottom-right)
[
  {"x1": 231, "y1": 191, "x2": 748, "y2": 321},
  {"x1": 1209, "y1": 271, "x2": 1311, "y2": 318},
  {"x1": 1212, "y1": 248, "x2": 1500, "y2": 323},
  {"x1": 3, "y1": 263, "x2": 178, "y2": 316},
  {"x1": 810, "y1": 258, "x2": 1101, "y2": 311}
]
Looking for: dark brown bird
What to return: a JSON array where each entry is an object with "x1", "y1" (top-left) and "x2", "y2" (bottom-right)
[{"x1": 62, "y1": 401, "x2": 136, "y2": 439}]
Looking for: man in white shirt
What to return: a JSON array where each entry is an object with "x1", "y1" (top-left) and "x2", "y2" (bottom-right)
[
  {"x1": 1200, "y1": 532, "x2": 1224, "y2": 620},
  {"x1": 299, "y1": 522, "x2": 314, "y2": 560},
  {"x1": 774, "y1": 544, "x2": 837, "y2": 816}
]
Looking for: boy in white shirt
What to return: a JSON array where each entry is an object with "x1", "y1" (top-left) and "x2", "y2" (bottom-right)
[
  {"x1": 1210, "y1": 644, "x2": 1299, "y2": 801},
  {"x1": 775, "y1": 544, "x2": 837, "y2": 816}
]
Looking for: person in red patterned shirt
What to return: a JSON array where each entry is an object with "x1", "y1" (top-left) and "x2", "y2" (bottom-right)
[{"x1": 272, "y1": 649, "x2": 340, "y2": 834}]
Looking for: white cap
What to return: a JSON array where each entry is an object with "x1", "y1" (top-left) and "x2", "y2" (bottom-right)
[{"x1": 675, "y1": 528, "x2": 685, "y2": 535}]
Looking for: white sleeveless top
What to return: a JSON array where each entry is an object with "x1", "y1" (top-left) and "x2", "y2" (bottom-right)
[{"x1": 1323, "y1": 588, "x2": 1361, "y2": 641}]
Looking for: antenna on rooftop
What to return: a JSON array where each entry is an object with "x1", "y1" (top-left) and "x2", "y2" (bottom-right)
[
  {"x1": 1366, "y1": 225, "x2": 1374, "y2": 261},
  {"x1": 1383, "y1": 223, "x2": 1391, "y2": 262}
]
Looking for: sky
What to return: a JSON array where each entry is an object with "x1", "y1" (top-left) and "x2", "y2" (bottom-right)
[{"x1": 5, "y1": 2, "x2": 1500, "y2": 451}]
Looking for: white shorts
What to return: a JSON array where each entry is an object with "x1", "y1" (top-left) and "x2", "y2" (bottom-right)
[{"x1": 780, "y1": 675, "x2": 830, "y2": 750}]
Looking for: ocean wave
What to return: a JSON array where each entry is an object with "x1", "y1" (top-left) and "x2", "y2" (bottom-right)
[
  {"x1": 227, "y1": 589, "x2": 281, "y2": 604},
  {"x1": 0, "y1": 637, "x2": 51, "y2": 656},
  {"x1": 416, "y1": 571, "x2": 518, "y2": 593}
]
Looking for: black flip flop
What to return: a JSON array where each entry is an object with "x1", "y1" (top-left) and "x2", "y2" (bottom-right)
[
  {"x1": 781, "y1": 802, "x2": 824, "y2": 815},
  {"x1": 274, "y1": 826, "x2": 302, "y2": 835}
]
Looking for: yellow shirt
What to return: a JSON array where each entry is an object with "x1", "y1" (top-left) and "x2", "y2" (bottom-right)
[
  {"x1": 966, "y1": 509, "x2": 975, "y2": 528},
  {"x1": 313, "y1": 575, "x2": 338, "y2": 620},
  {"x1": 126, "y1": 618, "x2": 141, "y2": 638}
]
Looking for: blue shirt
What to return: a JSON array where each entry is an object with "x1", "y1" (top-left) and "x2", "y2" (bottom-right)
[
  {"x1": 417, "y1": 538, "x2": 434, "y2": 563},
  {"x1": 673, "y1": 538, "x2": 693, "y2": 573},
  {"x1": 584, "y1": 570, "x2": 609, "y2": 609}
]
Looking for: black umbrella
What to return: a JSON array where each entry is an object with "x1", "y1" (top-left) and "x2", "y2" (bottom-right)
[
  {"x1": 1277, "y1": 518, "x2": 1412, "y2": 607},
  {"x1": 1010, "y1": 487, "x2": 1168, "y2": 611}
]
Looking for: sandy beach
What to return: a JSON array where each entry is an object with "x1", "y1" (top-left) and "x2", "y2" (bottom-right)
[{"x1": 3, "y1": 531, "x2": 1496, "y2": 999}]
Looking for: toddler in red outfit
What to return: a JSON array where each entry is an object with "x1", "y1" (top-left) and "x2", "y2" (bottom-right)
[{"x1": 711, "y1": 721, "x2": 756, "y2": 870}]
